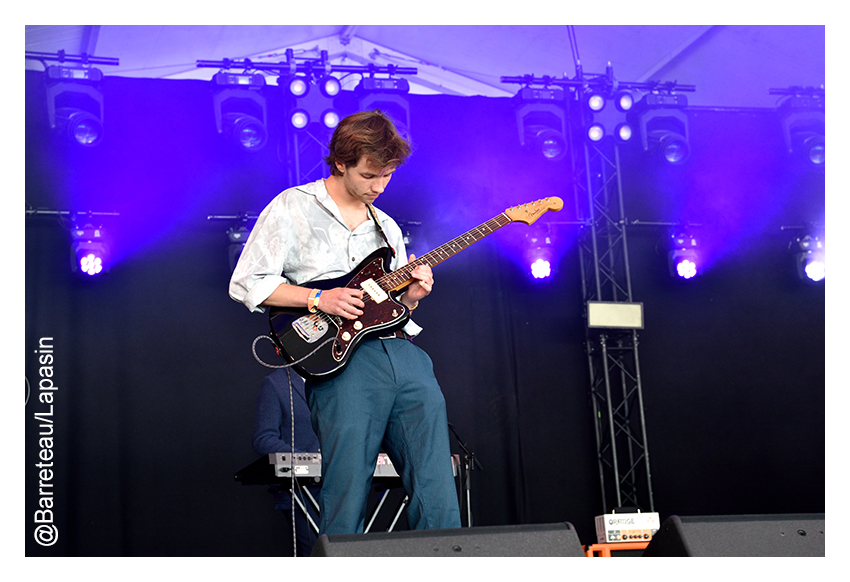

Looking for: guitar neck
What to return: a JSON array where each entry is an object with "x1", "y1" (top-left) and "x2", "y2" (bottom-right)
[{"x1": 379, "y1": 212, "x2": 513, "y2": 292}]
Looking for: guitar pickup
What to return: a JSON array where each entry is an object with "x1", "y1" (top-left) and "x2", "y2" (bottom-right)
[{"x1": 360, "y1": 278, "x2": 389, "y2": 303}]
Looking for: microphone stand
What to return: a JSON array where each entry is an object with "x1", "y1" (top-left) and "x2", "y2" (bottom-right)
[{"x1": 448, "y1": 423, "x2": 482, "y2": 528}]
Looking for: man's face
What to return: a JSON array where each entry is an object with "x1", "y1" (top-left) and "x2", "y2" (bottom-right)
[{"x1": 336, "y1": 157, "x2": 396, "y2": 205}]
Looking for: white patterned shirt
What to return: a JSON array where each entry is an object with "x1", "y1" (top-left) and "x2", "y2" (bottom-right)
[{"x1": 229, "y1": 178, "x2": 422, "y2": 335}]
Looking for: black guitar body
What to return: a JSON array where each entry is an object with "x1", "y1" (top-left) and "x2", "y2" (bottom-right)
[{"x1": 268, "y1": 247, "x2": 411, "y2": 380}]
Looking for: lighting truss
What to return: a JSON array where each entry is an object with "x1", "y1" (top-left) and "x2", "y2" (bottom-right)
[
  {"x1": 573, "y1": 132, "x2": 655, "y2": 515},
  {"x1": 501, "y1": 66, "x2": 690, "y2": 515}
]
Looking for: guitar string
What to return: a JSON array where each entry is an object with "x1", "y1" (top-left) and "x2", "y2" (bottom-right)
[{"x1": 376, "y1": 214, "x2": 510, "y2": 291}]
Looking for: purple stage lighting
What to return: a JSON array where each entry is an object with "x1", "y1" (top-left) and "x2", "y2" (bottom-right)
[
  {"x1": 668, "y1": 232, "x2": 699, "y2": 280},
  {"x1": 792, "y1": 234, "x2": 825, "y2": 283},
  {"x1": 614, "y1": 90, "x2": 634, "y2": 112},
  {"x1": 586, "y1": 93, "x2": 606, "y2": 112},
  {"x1": 290, "y1": 109, "x2": 310, "y2": 129},
  {"x1": 287, "y1": 76, "x2": 310, "y2": 97},
  {"x1": 321, "y1": 109, "x2": 341, "y2": 129},
  {"x1": 318, "y1": 75, "x2": 342, "y2": 98},
  {"x1": 530, "y1": 258, "x2": 552, "y2": 279},
  {"x1": 587, "y1": 124, "x2": 605, "y2": 142},
  {"x1": 223, "y1": 113, "x2": 267, "y2": 152},
  {"x1": 803, "y1": 257, "x2": 825, "y2": 282},
  {"x1": 71, "y1": 225, "x2": 110, "y2": 277},
  {"x1": 615, "y1": 122, "x2": 633, "y2": 142},
  {"x1": 58, "y1": 109, "x2": 104, "y2": 147},
  {"x1": 673, "y1": 255, "x2": 698, "y2": 279},
  {"x1": 524, "y1": 229, "x2": 555, "y2": 280},
  {"x1": 78, "y1": 251, "x2": 105, "y2": 276}
]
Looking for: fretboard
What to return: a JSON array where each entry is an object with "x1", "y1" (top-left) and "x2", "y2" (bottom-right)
[{"x1": 379, "y1": 212, "x2": 513, "y2": 292}]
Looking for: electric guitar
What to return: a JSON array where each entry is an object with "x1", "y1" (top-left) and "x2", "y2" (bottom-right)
[{"x1": 268, "y1": 196, "x2": 564, "y2": 379}]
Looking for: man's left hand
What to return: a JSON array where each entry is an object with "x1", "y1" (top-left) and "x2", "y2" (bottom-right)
[{"x1": 403, "y1": 254, "x2": 433, "y2": 309}]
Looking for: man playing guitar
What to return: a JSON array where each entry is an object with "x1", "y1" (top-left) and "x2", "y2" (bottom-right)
[{"x1": 230, "y1": 110, "x2": 462, "y2": 537}]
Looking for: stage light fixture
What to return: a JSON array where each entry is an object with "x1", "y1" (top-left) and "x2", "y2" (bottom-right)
[
  {"x1": 318, "y1": 74, "x2": 342, "y2": 98},
  {"x1": 668, "y1": 231, "x2": 699, "y2": 280},
  {"x1": 282, "y1": 73, "x2": 343, "y2": 134},
  {"x1": 321, "y1": 109, "x2": 341, "y2": 130},
  {"x1": 290, "y1": 109, "x2": 310, "y2": 130},
  {"x1": 70, "y1": 224, "x2": 110, "y2": 277},
  {"x1": 213, "y1": 72, "x2": 265, "y2": 88},
  {"x1": 286, "y1": 75, "x2": 310, "y2": 97},
  {"x1": 524, "y1": 227, "x2": 555, "y2": 280},
  {"x1": 779, "y1": 94, "x2": 825, "y2": 167},
  {"x1": 614, "y1": 90, "x2": 634, "y2": 112},
  {"x1": 615, "y1": 122, "x2": 633, "y2": 143},
  {"x1": 587, "y1": 124, "x2": 605, "y2": 143},
  {"x1": 657, "y1": 133, "x2": 690, "y2": 165},
  {"x1": 791, "y1": 233, "x2": 825, "y2": 283},
  {"x1": 56, "y1": 108, "x2": 104, "y2": 147},
  {"x1": 212, "y1": 73, "x2": 268, "y2": 152},
  {"x1": 523, "y1": 126, "x2": 567, "y2": 162},
  {"x1": 357, "y1": 78, "x2": 412, "y2": 141},
  {"x1": 633, "y1": 94, "x2": 691, "y2": 165},
  {"x1": 530, "y1": 257, "x2": 552, "y2": 279},
  {"x1": 227, "y1": 225, "x2": 250, "y2": 272},
  {"x1": 223, "y1": 112, "x2": 268, "y2": 152},
  {"x1": 44, "y1": 65, "x2": 106, "y2": 147},
  {"x1": 582, "y1": 88, "x2": 634, "y2": 147},
  {"x1": 513, "y1": 87, "x2": 568, "y2": 162},
  {"x1": 356, "y1": 77, "x2": 410, "y2": 93},
  {"x1": 587, "y1": 92, "x2": 606, "y2": 112}
]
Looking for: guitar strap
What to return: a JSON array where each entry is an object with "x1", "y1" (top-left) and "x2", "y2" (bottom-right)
[{"x1": 366, "y1": 204, "x2": 396, "y2": 260}]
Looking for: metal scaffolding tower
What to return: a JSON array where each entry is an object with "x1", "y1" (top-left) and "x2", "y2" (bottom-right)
[
  {"x1": 572, "y1": 136, "x2": 655, "y2": 514},
  {"x1": 285, "y1": 127, "x2": 333, "y2": 187}
]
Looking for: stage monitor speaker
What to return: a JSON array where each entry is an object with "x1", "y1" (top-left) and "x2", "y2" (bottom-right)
[
  {"x1": 311, "y1": 522, "x2": 585, "y2": 557},
  {"x1": 643, "y1": 514, "x2": 824, "y2": 557}
]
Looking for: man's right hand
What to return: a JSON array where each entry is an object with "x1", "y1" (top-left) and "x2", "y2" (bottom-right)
[{"x1": 317, "y1": 287, "x2": 365, "y2": 320}]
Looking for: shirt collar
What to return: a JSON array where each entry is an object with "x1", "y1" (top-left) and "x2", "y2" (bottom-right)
[{"x1": 302, "y1": 178, "x2": 378, "y2": 234}]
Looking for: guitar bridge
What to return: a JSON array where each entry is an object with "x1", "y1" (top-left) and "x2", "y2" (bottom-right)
[
  {"x1": 360, "y1": 278, "x2": 389, "y2": 303},
  {"x1": 292, "y1": 313, "x2": 330, "y2": 344}
]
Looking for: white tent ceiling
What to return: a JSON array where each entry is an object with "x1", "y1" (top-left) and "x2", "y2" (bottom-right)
[{"x1": 25, "y1": 25, "x2": 825, "y2": 109}]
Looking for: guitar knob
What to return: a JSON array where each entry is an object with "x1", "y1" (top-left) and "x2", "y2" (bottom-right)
[
  {"x1": 341, "y1": 332, "x2": 351, "y2": 341},
  {"x1": 353, "y1": 321, "x2": 363, "y2": 330}
]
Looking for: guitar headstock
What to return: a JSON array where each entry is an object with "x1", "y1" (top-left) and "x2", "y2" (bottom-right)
[{"x1": 504, "y1": 197, "x2": 564, "y2": 225}]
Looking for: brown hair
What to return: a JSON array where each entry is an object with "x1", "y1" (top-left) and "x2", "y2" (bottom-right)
[{"x1": 324, "y1": 110, "x2": 412, "y2": 176}]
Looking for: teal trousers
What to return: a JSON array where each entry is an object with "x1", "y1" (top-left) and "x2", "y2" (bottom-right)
[{"x1": 306, "y1": 337, "x2": 461, "y2": 535}]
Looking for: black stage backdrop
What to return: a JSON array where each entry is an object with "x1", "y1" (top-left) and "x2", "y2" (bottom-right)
[{"x1": 24, "y1": 70, "x2": 825, "y2": 556}]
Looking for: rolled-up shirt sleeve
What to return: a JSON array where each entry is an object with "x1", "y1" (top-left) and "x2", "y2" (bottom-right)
[{"x1": 229, "y1": 196, "x2": 292, "y2": 313}]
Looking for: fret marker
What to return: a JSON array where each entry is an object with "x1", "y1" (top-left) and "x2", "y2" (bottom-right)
[{"x1": 361, "y1": 278, "x2": 389, "y2": 303}]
